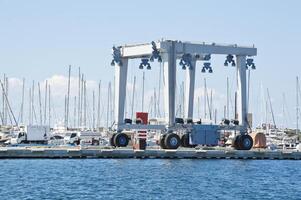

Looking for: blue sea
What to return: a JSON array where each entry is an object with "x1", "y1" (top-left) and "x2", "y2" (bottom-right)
[{"x1": 0, "y1": 159, "x2": 300, "y2": 200}]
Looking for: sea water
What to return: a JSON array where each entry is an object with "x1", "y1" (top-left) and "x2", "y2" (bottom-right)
[{"x1": 0, "y1": 159, "x2": 300, "y2": 200}]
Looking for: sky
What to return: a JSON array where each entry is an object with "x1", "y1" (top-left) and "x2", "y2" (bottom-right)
[{"x1": 0, "y1": 0, "x2": 300, "y2": 128}]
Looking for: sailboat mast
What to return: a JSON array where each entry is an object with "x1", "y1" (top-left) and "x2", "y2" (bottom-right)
[
  {"x1": 44, "y1": 80, "x2": 48, "y2": 125},
  {"x1": 66, "y1": 65, "x2": 71, "y2": 128},
  {"x1": 74, "y1": 96, "x2": 77, "y2": 128},
  {"x1": 92, "y1": 90, "x2": 95, "y2": 130},
  {"x1": 64, "y1": 95, "x2": 67, "y2": 127},
  {"x1": 2, "y1": 74, "x2": 5, "y2": 125},
  {"x1": 84, "y1": 80, "x2": 87, "y2": 128},
  {"x1": 110, "y1": 82, "x2": 113, "y2": 125},
  {"x1": 282, "y1": 93, "x2": 286, "y2": 129},
  {"x1": 0, "y1": 80, "x2": 17, "y2": 126},
  {"x1": 38, "y1": 82, "x2": 42, "y2": 125},
  {"x1": 48, "y1": 85, "x2": 51, "y2": 127},
  {"x1": 260, "y1": 84, "x2": 265, "y2": 126},
  {"x1": 131, "y1": 76, "x2": 136, "y2": 119},
  {"x1": 234, "y1": 92, "x2": 237, "y2": 120},
  {"x1": 265, "y1": 97, "x2": 269, "y2": 132},
  {"x1": 214, "y1": 109, "x2": 217, "y2": 124},
  {"x1": 20, "y1": 78, "x2": 25, "y2": 124},
  {"x1": 106, "y1": 82, "x2": 111, "y2": 128},
  {"x1": 32, "y1": 80, "x2": 37, "y2": 124},
  {"x1": 29, "y1": 88, "x2": 31, "y2": 125},
  {"x1": 3, "y1": 75, "x2": 7, "y2": 125},
  {"x1": 78, "y1": 67, "x2": 81, "y2": 127},
  {"x1": 297, "y1": 76, "x2": 299, "y2": 135},
  {"x1": 6, "y1": 78, "x2": 13, "y2": 125},
  {"x1": 80, "y1": 74, "x2": 84, "y2": 127},
  {"x1": 112, "y1": 76, "x2": 115, "y2": 122},
  {"x1": 154, "y1": 87, "x2": 157, "y2": 118},
  {"x1": 206, "y1": 88, "x2": 212, "y2": 120},
  {"x1": 6, "y1": 78, "x2": 9, "y2": 125},
  {"x1": 267, "y1": 88, "x2": 276, "y2": 128},
  {"x1": 97, "y1": 80, "x2": 101, "y2": 128}
]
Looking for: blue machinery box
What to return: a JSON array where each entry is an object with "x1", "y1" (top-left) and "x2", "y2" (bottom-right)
[{"x1": 190, "y1": 125, "x2": 220, "y2": 146}]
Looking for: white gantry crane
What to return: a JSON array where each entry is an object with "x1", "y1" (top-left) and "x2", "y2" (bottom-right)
[{"x1": 110, "y1": 40, "x2": 257, "y2": 150}]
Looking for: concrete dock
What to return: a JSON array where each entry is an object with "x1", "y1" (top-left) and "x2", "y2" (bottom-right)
[{"x1": 0, "y1": 147, "x2": 301, "y2": 159}]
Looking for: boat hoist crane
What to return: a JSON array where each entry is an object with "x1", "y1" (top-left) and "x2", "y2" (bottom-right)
[{"x1": 110, "y1": 40, "x2": 257, "y2": 150}]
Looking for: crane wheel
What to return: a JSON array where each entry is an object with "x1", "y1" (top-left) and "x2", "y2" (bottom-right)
[
  {"x1": 233, "y1": 135, "x2": 253, "y2": 150},
  {"x1": 110, "y1": 133, "x2": 117, "y2": 147},
  {"x1": 181, "y1": 133, "x2": 190, "y2": 148},
  {"x1": 164, "y1": 133, "x2": 180, "y2": 149},
  {"x1": 233, "y1": 135, "x2": 242, "y2": 150},
  {"x1": 114, "y1": 133, "x2": 129, "y2": 147},
  {"x1": 240, "y1": 135, "x2": 253, "y2": 150},
  {"x1": 159, "y1": 135, "x2": 167, "y2": 149}
]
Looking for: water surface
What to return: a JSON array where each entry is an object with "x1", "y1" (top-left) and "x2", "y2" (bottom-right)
[{"x1": 0, "y1": 159, "x2": 300, "y2": 200}]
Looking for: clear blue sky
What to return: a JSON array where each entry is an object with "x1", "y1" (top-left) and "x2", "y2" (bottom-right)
[{"x1": 0, "y1": 0, "x2": 300, "y2": 128}]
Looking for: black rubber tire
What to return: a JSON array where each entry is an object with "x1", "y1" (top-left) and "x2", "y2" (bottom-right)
[
  {"x1": 240, "y1": 135, "x2": 253, "y2": 150},
  {"x1": 164, "y1": 133, "x2": 180, "y2": 149},
  {"x1": 159, "y1": 135, "x2": 167, "y2": 149},
  {"x1": 181, "y1": 133, "x2": 190, "y2": 148},
  {"x1": 114, "y1": 133, "x2": 129, "y2": 147},
  {"x1": 110, "y1": 133, "x2": 117, "y2": 147},
  {"x1": 233, "y1": 135, "x2": 242, "y2": 150}
]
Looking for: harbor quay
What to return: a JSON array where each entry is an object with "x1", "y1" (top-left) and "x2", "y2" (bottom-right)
[{"x1": 0, "y1": 147, "x2": 301, "y2": 160}]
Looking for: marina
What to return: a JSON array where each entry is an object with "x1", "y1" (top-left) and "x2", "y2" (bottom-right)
[
  {"x1": 2, "y1": 1, "x2": 301, "y2": 200},
  {"x1": 0, "y1": 39, "x2": 300, "y2": 157}
]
